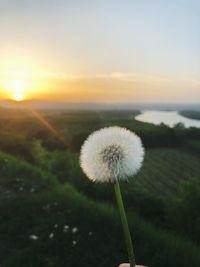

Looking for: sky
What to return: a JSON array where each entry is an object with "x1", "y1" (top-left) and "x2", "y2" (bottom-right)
[{"x1": 0, "y1": 0, "x2": 199, "y2": 103}]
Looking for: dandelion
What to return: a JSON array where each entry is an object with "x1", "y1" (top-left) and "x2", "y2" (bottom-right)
[
  {"x1": 80, "y1": 126, "x2": 144, "y2": 183},
  {"x1": 80, "y1": 127, "x2": 145, "y2": 267}
]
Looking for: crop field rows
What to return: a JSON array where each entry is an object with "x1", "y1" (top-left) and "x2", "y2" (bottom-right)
[{"x1": 133, "y1": 148, "x2": 200, "y2": 196}]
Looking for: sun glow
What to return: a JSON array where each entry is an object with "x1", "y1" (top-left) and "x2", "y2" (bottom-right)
[
  {"x1": 2, "y1": 79, "x2": 28, "y2": 101},
  {"x1": 0, "y1": 55, "x2": 49, "y2": 101},
  {"x1": 14, "y1": 91, "x2": 24, "y2": 101}
]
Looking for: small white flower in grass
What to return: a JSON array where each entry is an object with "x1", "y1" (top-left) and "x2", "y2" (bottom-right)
[
  {"x1": 49, "y1": 233, "x2": 54, "y2": 239},
  {"x1": 30, "y1": 188, "x2": 35, "y2": 193},
  {"x1": 80, "y1": 126, "x2": 144, "y2": 183},
  {"x1": 29, "y1": 235, "x2": 38, "y2": 241},
  {"x1": 54, "y1": 224, "x2": 58, "y2": 229},
  {"x1": 63, "y1": 225, "x2": 69, "y2": 233},
  {"x1": 72, "y1": 227, "x2": 78, "y2": 234},
  {"x1": 43, "y1": 204, "x2": 50, "y2": 210},
  {"x1": 72, "y1": 240, "x2": 77, "y2": 246}
]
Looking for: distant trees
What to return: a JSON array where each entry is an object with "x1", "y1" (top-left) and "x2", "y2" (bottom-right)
[
  {"x1": 0, "y1": 108, "x2": 200, "y2": 158},
  {"x1": 180, "y1": 110, "x2": 200, "y2": 121},
  {"x1": 30, "y1": 139, "x2": 53, "y2": 171}
]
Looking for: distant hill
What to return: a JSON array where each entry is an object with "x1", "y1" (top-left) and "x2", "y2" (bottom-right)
[
  {"x1": 179, "y1": 110, "x2": 200, "y2": 120},
  {"x1": 0, "y1": 99, "x2": 200, "y2": 111}
]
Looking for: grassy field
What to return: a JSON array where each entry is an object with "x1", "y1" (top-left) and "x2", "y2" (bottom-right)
[
  {"x1": 0, "y1": 108, "x2": 200, "y2": 267},
  {"x1": 1, "y1": 150, "x2": 200, "y2": 267},
  {"x1": 52, "y1": 147, "x2": 200, "y2": 200},
  {"x1": 134, "y1": 148, "x2": 200, "y2": 196}
]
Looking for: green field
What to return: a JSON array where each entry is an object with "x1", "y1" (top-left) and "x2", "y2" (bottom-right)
[
  {"x1": 134, "y1": 148, "x2": 200, "y2": 196},
  {"x1": 0, "y1": 108, "x2": 200, "y2": 267},
  {"x1": 1, "y1": 150, "x2": 200, "y2": 267},
  {"x1": 179, "y1": 110, "x2": 200, "y2": 120}
]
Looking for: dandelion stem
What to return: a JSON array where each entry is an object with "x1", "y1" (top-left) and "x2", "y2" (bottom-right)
[{"x1": 114, "y1": 180, "x2": 136, "y2": 267}]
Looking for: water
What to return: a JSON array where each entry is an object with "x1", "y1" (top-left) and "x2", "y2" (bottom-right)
[{"x1": 135, "y1": 111, "x2": 200, "y2": 128}]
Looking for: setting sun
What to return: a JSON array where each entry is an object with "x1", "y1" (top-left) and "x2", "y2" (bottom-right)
[
  {"x1": 0, "y1": 67, "x2": 48, "y2": 101},
  {"x1": 14, "y1": 91, "x2": 24, "y2": 101},
  {"x1": 2, "y1": 79, "x2": 28, "y2": 101},
  {"x1": 10, "y1": 80, "x2": 26, "y2": 101}
]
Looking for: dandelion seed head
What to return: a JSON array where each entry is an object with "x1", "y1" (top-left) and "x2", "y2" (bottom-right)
[{"x1": 80, "y1": 126, "x2": 144, "y2": 183}]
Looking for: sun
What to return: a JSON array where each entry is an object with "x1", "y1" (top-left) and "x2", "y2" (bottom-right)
[
  {"x1": 11, "y1": 80, "x2": 26, "y2": 101},
  {"x1": 3, "y1": 79, "x2": 27, "y2": 101},
  {"x1": 14, "y1": 91, "x2": 25, "y2": 101}
]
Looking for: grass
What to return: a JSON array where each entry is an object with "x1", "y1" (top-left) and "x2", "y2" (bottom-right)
[
  {"x1": 0, "y1": 151, "x2": 57, "y2": 199},
  {"x1": 0, "y1": 109, "x2": 200, "y2": 266},
  {"x1": 1, "y1": 150, "x2": 200, "y2": 266},
  {"x1": 133, "y1": 148, "x2": 200, "y2": 196},
  {"x1": 58, "y1": 147, "x2": 200, "y2": 201}
]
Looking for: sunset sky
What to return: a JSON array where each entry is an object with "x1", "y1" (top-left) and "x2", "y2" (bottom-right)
[{"x1": 0, "y1": 0, "x2": 199, "y2": 103}]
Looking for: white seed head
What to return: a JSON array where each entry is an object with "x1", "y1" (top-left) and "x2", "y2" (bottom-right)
[{"x1": 80, "y1": 126, "x2": 144, "y2": 183}]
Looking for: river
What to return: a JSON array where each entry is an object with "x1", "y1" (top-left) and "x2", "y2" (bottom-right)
[{"x1": 135, "y1": 111, "x2": 200, "y2": 128}]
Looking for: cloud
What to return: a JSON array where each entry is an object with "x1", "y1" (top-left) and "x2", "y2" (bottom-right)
[
  {"x1": 43, "y1": 72, "x2": 173, "y2": 83},
  {"x1": 1, "y1": 69, "x2": 199, "y2": 86},
  {"x1": 35, "y1": 71, "x2": 200, "y2": 87},
  {"x1": 1, "y1": 70, "x2": 199, "y2": 103}
]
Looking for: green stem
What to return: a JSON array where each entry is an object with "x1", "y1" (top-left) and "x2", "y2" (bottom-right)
[{"x1": 114, "y1": 180, "x2": 136, "y2": 267}]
